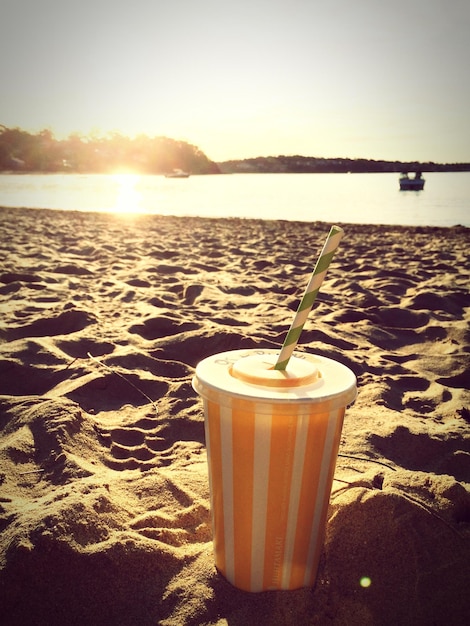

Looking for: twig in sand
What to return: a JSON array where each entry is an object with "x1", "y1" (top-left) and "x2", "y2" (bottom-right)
[
  {"x1": 87, "y1": 352, "x2": 158, "y2": 414},
  {"x1": 19, "y1": 469, "x2": 45, "y2": 475},
  {"x1": 393, "y1": 490, "x2": 465, "y2": 539},
  {"x1": 338, "y1": 453, "x2": 397, "y2": 471},
  {"x1": 62, "y1": 356, "x2": 80, "y2": 371},
  {"x1": 333, "y1": 456, "x2": 464, "y2": 539}
]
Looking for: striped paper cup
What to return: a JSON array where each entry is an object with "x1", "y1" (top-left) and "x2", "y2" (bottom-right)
[{"x1": 193, "y1": 349, "x2": 357, "y2": 592}]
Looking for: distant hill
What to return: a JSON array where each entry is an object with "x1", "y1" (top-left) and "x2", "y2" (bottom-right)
[{"x1": 217, "y1": 155, "x2": 470, "y2": 174}]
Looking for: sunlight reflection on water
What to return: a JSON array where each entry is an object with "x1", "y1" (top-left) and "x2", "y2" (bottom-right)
[
  {"x1": 0, "y1": 171, "x2": 468, "y2": 226},
  {"x1": 112, "y1": 173, "x2": 142, "y2": 214}
]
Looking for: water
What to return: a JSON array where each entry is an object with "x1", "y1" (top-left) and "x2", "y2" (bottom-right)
[{"x1": 0, "y1": 171, "x2": 468, "y2": 226}]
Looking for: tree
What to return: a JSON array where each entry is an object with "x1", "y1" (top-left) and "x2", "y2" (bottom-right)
[{"x1": 0, "y1": 126, "x2": 220, "y2": 174}]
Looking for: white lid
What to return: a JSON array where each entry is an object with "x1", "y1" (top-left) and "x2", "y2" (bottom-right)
[{"x1": 193, "y1": 349, "x2": 356, "y2": 409}]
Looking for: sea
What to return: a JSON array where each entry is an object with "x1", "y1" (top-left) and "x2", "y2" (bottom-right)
[{"x1": 0, "y1": 171, "x2": 469, "y2": 227}]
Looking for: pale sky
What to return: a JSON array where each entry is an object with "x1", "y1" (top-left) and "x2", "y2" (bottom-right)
[{"x1": 1, "y1": 0, "x2": 469, "y2": 163}]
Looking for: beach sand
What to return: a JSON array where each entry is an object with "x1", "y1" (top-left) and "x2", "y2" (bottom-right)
[{"x1": 0, "y1": 206, "x2": 469, "y2": 625}]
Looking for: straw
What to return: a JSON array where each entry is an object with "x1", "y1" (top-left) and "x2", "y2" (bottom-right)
[{"x1": 274, "y1": 225, "x2": 344, "y2": 370}]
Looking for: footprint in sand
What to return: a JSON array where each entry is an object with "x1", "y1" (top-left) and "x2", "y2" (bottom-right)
[
  {"x1": 52, "y1": 264, "x2": 94, "y2": 276},
  {"x1": 0, "y1": 338, "x2": 70, "y2": 395},
  {"x1": 129, "y1": 316, "x2": 200, "y2": 340},
  {"x1": 380, "y1": 374, "x2": 431, "y2": 411},
  {"x1": 436, "y1": 371, "x2": 469, "y2": 389},
  {"x1": 307, "y1": 329, "x2": 358, "y2": 351},
  {"x1": 100, "y1": 415, "x2": 205, "y2": 472},
  {"x1": 63, "y1": 373, "x2": 169, "y2": 413},
  {"x1": 406, "y1": 291, "x2": 467, "y2": 318},
  {"x1": 125, "y1": 278, "x2": 151, "y2": 288},
  {"x1": 182, "y1": 284, "x2": 204, "y2": 305},
  {"x1": 369, "y1": 425, "x2": 470, "y2": 483},
  {"x1": 368, "y1": 306, "x2": 430, "y2": 329},
  {"x1": 151, "y1": 329, "x2": 264, "y2": 367},
  {"x1": 150, "y1": 262, "x2": 195, "y2": 275},
  {"x1": 6, "y1": 309, "x2": 96, "y2": 340},
  {"x1": 359, "y1": 323, "x2": 449, "y2": 351},
  {"x1": 96, "y1": 416, "x2": 159, "y2": 471},
  {"x1": 104, "y1": 353, "x2": 193, "y2": 379},
  {"x1": 56, "y1": 337, "x2": 115, "y2": 359},
  {"x1": 0, "y1": 359, "x2": 71, "y2": 396},
  {"x1": 0, "y1": 396, "x2": 88, "y2": 482},
  {"x1": 129, "y1": 500, "x2": 211, "y2": 546},
  {"x1": 0, "y1": 271, "x2": 43, "y2": 285}
]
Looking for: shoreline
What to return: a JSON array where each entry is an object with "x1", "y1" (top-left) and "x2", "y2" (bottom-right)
[
  {"x1": 1, "y1": 204, "x2": 469, "y2": 230},
  {"x1": 1, "y1": 205, "x2": 469, "y2": 625}
]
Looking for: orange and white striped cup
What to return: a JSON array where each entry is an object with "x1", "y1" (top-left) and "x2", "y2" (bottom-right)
[{"x1": 193, "y1": 349, "x2": 357, "y2": 592}]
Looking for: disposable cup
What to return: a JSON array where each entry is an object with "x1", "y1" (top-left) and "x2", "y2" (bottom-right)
[{"x1": 192, "y1": 348, "x2": 357, "y2": 592}]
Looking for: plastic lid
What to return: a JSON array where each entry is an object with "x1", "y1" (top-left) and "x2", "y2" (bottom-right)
[
  {"x1": 192, "y1": 349, "x2": 356, "y2": 409},
  {"x1": 230, "y1": 353, "x2": 319, "y2": 387}
]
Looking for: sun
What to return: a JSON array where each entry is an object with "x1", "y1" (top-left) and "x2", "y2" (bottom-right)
[{"x1": 110, "y1": 172, "x2": 143, "y2": 215}]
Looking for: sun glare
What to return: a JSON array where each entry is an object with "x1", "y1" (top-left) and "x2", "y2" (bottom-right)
[{"x1": 111, "y1": 173, "x2": 142, "y2": 215}]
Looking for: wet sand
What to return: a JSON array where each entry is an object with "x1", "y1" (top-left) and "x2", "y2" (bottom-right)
[{"x1": 0, "y1": 206, "x2": 469, "y2": 625}]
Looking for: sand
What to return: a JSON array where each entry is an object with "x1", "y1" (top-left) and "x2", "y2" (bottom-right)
[{"x1": 0, "y1": 206, "x2": 469, "y2": 626}]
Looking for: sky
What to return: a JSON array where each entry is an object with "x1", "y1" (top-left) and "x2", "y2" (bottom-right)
[{"x1": 1, "y1": 0, "x2": 469, "y2": 163}]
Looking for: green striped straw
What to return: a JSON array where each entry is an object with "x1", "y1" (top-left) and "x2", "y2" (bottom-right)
[{"x1": 274, "y1": 225, "x2": 344, "y2": 370}]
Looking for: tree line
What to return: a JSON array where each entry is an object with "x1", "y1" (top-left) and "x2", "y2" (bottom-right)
[
  {"x1": 2, "y1": 125, "x2": 468, "y2": 175},
  {"x1": 218, "y1": 155, "x2": 470, "y2": 174},
  {"x1": 0, "y1": 126, "x2": 220, "y2": 174}
]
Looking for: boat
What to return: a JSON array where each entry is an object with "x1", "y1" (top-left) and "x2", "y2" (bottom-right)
[
  {"x1": 164, "y1": 169, "x2": 190, "y2": 178},
  {"x1": 399, "y1": 171, "x2": 425, "y2": 191}
]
